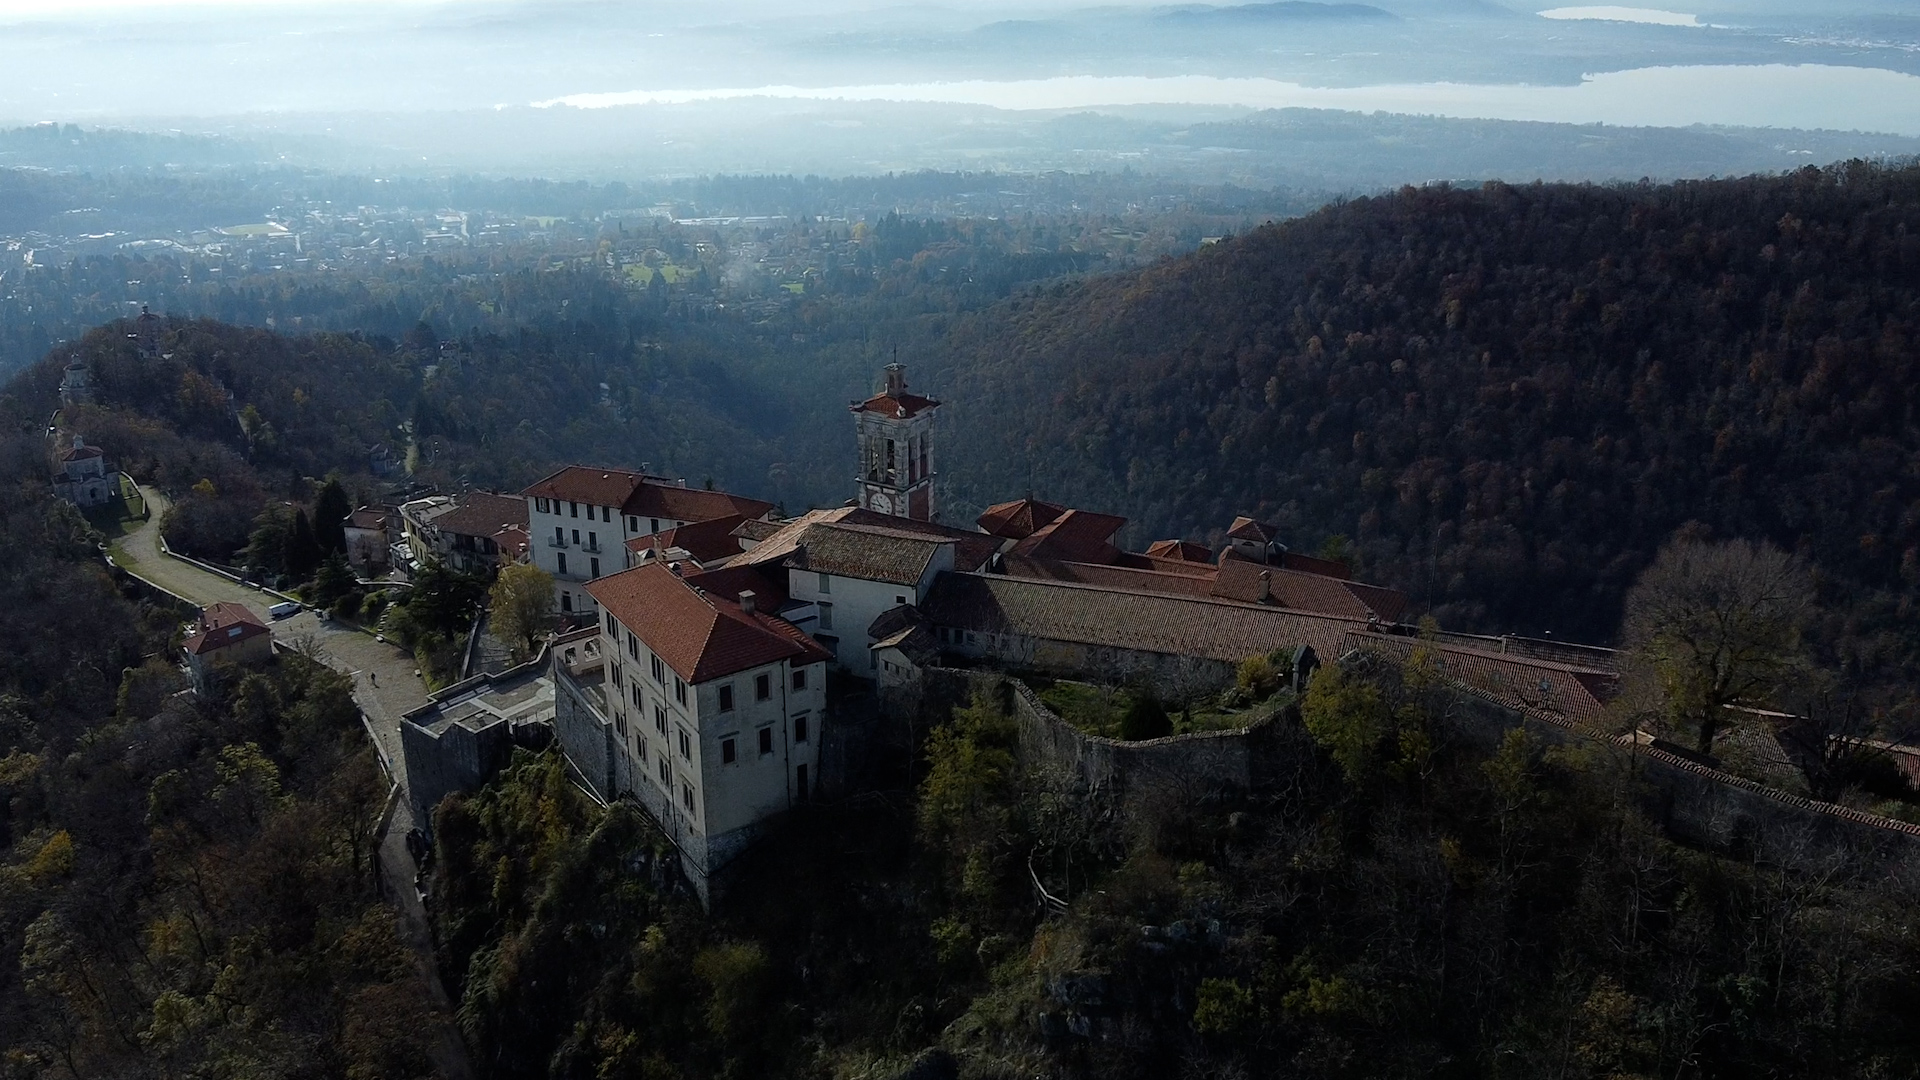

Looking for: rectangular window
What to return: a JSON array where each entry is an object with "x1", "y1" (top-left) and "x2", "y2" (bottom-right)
[
  {"x1": 758, "y1": 727, "x2": 773, "y2": 755},
  {"x1": 626, "y1": 516, "x2": 638, "y2": 533},
  {"x1": 817, "y1": 602, "x2": 833, "y2": 631},
  {"x1": 791, "y1": 667, "x2": 807, "y2": 692},
  {"x1": 794, "y1": 715, "x2": 809, "y2": 743},
  {"x1": 561, "y1": 591, "x2": 572, "y2": 612},
  {"x1": 678, "y1": 728, "x2": 691, "y2": 759},
  {"x1": 557, "y1": 552, "x2": 567, "y2": 575},
  {"x1": 659, "y1": 756, "x2": 670, "y2": 785},
  {"x1": 572, "y1": 529, "x2": 580, "y2": 545},
  {"x1": 895, "y1": 595, "x2": 907, "y2": 606},
  {"x1": 628, "y1": 634, "x2": 638, "y2": 660},
  {"x1": 570, "y1": 501, "x2": 579, "y2": 518},
  {"x1": 590, "y1": 556, "x2": 600, "y2": 578},
  {"x1": 536, "y1": 497, "x2": 549, "y2": 514},
  {"x1": 817, "y1": 572, "x2": 830, "y2": 594},
  {"x1": 718, "y1": 684, "x2": 734, "y2": 712},
  {"x1": 650, "y1": 517, "x2": 660, "y2": 533},
  {"x1": 602, "y1": 506, "x2": 611, "y2": 523},
  {"x1": 655, "y1": 706, "x2": 666, "y2": 734},
  {"x1": 721, "y1": 738, "x2": 737, "y2": 764},
  {"x1": 604, "y1": 609, "x2": 615, "y2": 633},
  {"x1": 682, "y1": 782, "x2": 695, "y2": 814},
  {"x1": 588, "y1": 530, "x2": 598, "y2": 550},
  {"x1": 614, "y1": 712, "x2": 626, "y2": 735},
  {"x1": 651, "y1": 655, "x2": 665, "y2": 684},
  {"x1": 610, "y1": 663, "x2": 621, "y2": 688},
  {"x1": 755, "y1": 673, "x2": 770, "y2": 701},
  {"x1": 631, "y1": 684, "x2": 642, "y2": 708},
  {"x1": 638, "y1": 737, "x2": 648, "y2": 763},
  {"x1": 675, "y1": 677, "x2": 687, "y2": 706},
  {"x1": 554, "y1": 525, "x2": 564, "y2": 545}
]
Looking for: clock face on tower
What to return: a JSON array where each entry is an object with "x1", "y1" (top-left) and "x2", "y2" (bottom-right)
[{"x1": 868, "y1": 492, "x2": 894, "y2": 515}]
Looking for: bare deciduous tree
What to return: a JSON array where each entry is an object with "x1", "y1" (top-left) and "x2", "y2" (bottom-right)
[{"x1": 1618, "y1": 532, "x2": 1814, "y2": 756}]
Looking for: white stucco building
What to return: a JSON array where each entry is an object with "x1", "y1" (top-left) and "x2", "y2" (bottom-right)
[
  {"x1": 551, "y1": 559, "x2": 830, "y2": 902},
  {"x1": 520, "y1": 467, "x2": 774, "y2": 616}
]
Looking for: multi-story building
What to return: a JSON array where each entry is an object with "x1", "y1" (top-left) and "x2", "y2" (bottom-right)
[
  {"x1": 552, "y1": 560, "x2": 830, "y2": 902},
  {"x1": 52, "y1": 435, "x2": 115, "y2": 509},
  {"x1": 520, "y1": 467, "x2": 774, "y2": 616}
]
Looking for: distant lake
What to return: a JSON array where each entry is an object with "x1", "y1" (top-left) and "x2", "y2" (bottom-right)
[{"x1": 539, "y1": 64, "x2": 1920, "y2": 137}]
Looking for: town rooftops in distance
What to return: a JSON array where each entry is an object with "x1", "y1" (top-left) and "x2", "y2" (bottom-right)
[
  {"x1": 586, "y1": 561, "x2": 831, "y2": 683},
  {"x1": 182, "y1": 601, "x2": 271, "y2": 656}
]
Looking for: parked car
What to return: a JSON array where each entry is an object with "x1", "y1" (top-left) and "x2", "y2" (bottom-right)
[{"x1": 268, "y1": 601, "x2": 302, "y2": 619}]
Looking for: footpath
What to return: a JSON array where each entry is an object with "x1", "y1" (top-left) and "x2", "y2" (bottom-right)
[{"x1": 112, "y1": 487, "x2": 475, "y2": 1080}]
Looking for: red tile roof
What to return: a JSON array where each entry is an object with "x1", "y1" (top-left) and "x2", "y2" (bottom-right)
[
  {"x1": 851, "y1": 391, "x2": 940, "y2": 419},
  {"x1": 183, "y1": 602, "x2": 271, "y2": 656},
  {"x1": 740, "y1": 507, "x2": 997, "y2": 575},
  {"x1": 1278, "y1": 551, "x2": 1352, "y2": 580},
  {"x1": 977, "y1": 497, "x2": 1067, "y2": 541},
  {"x1": 345, "y1": 507, "x2": 390, "y2": 532},
  {"x1": 1008, "y1": 508, "x2": 1128, "y2": 562},
  {"x1": 624, "y1": 482, "x2": 773, "y2": 524},
  {"x1": 435, "y1": 491, "x2": 530, "y2": 539},
  {"x1": 628, "y1": 514, "x2": 749, "y2": 564},
  {"x1": 1145, "y1": 539, "x2": 1213, "y2": 563},
  {"x1": 1211, "y1": 558, "x2": 1407, "y2": 622},
  {"x1": 1341, "y1": 632, "x2": 1616, "y2": 727},
  {"x1": 522, "y1": 465, "x2": 649, "y2": 507},
  {"x1": 586, "y1": 562, "x2": 830, "y2": 684},
  {"x1": 1227, "y1": 516, "x2": 1281, "y2": 543}
]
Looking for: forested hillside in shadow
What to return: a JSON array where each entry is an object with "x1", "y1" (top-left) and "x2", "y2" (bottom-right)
[{"x1": 933, "y1": 161, "x2": 1920, "y2": 654}]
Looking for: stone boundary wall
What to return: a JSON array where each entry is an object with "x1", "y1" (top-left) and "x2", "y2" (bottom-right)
[
  {"x1": 919, "y1": 668, "x2": 1302, "y2": 817},
  {"x1": 1341, "y1": 649, "x2": 1920, "y2": 866}
]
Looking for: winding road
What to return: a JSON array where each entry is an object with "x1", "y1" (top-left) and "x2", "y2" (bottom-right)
[{"x1": 113, "y1": 486, "x2": 474, "y2": 1080}]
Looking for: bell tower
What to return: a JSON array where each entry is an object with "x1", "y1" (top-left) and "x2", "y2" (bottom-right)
[{"x1": 850, "y1": 361, "x2": 939, "y2": 521}]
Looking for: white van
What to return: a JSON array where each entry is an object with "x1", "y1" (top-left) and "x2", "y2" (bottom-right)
[{"x1": 268, "y1": 601, "x2": 302, "y2": 619}]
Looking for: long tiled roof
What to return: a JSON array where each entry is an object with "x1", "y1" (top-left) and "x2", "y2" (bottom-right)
[
  {"x1": 625, "y1": 482, "x2": 773, "y2": 524},
  {"x1": 434, "y1": 491, "x2": 530, "y2": 539},
  {"x1": 739, "y1": 507, "x2": 995, "y2": 576},
  {"x1": 1227, "y1": 516, "x2": 1281, "y2": 542},
  {"x1": 183, "y1": 602, "x2": 271, "y2": 656},
  {"x1": 1211, "y1": 558, "x2": 1407, "y2": 622},
  {"x1": 521, "y1": 465, "x2": 648, "y2": 507},
  {"x1": 1340, "y1": 631, "x2": 1616, "y2": 727},
  {"x1": 924, "y1": 573, "x2": 1366, "y2": 664},
  {"x1": 792, "y1": 522, "x2": 949, "y2": 586},
  {"x1": 587, "y1": 562, "x2": 830, "y2": 684},
  {"x1": 1145, "y1": 539, "x2": 1213, "y2": 563}
]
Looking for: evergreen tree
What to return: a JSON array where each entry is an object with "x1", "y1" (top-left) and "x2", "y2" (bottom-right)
[
  {"x1": 312, "y1": 476, "x2": 351, "y2": 555},
  {"x1": 284, "y1": 508, "x2": 322, "y2": 582}
]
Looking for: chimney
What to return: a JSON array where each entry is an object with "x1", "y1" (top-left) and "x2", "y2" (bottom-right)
[
  {"x1": 739, "y1": 590, "x2": 756, "y2": 615},
  {"x1": 1257, "y1": 570, "x2": 1272, "y2": 604},
  {"x1": 884, "y1": 361, "x2": 906, "y2": 397}
]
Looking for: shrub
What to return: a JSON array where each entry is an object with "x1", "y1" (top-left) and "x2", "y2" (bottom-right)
[{"x1": 1120, "y1": 694, "x2": 1171, "y2": 741}]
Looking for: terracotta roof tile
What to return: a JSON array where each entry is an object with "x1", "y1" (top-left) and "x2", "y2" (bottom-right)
[
  {"x1": 792, "y1": 522, "x2": 949, "y2": 587},
  {"x1": 434, "y1": 492, "x2": 530, "y2": 539},
  {"x1": 521, "y1": 465, "x2": 648, "y2": 507},
  {"x1": 1008, "y1": 508, "x2": 1128, "y2": 562},
  {"x1": 623, "y1": 482, "x2": 772, "y2": 524},
  {"x1": 1341, "y1": 632, "x2": 1616, "y2": 727},
  {"x1": 977, "y1": 497, "x2": 1067, "y2": 541},
  {"x1": 851, "y1": 391, "x2": 940, "y2": 419},
  {"x1": 629, "y1": 514, "x2": 749, "y2": 564},
  {"x1": 1145, "y1": 539, "x2": 1213, "y2": 562},
  {"x1": 587, "y1": 562, "x2": 829, "y2": 684},
  {"x1": 1227, "y1": 516, "x2": 1281, "y2": 542},
  {"x1": 183, "y1": 602, "x2": 271, "y2": 656},
  {"x1": 925, "y1": 573, "x2": 1365, "y2": 664}
]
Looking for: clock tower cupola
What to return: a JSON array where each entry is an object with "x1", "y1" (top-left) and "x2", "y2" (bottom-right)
[{"x1": 851, "y1": 361, "x2": 939, "y2": 521}]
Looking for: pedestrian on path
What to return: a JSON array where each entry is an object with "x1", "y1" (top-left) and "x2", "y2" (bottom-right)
[{"x1": 369, "y1": 671, "x2": 377, "y2": 687}]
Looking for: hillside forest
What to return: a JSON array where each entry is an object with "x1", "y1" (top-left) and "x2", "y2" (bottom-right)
[{"x1": 5, "y1": 158, "x2": 1920, "y2": 1076}]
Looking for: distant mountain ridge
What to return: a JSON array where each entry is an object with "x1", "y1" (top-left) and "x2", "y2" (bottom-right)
[{"x1": 1155, "y1": 2, "x2": 1400, "y2": 23}]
